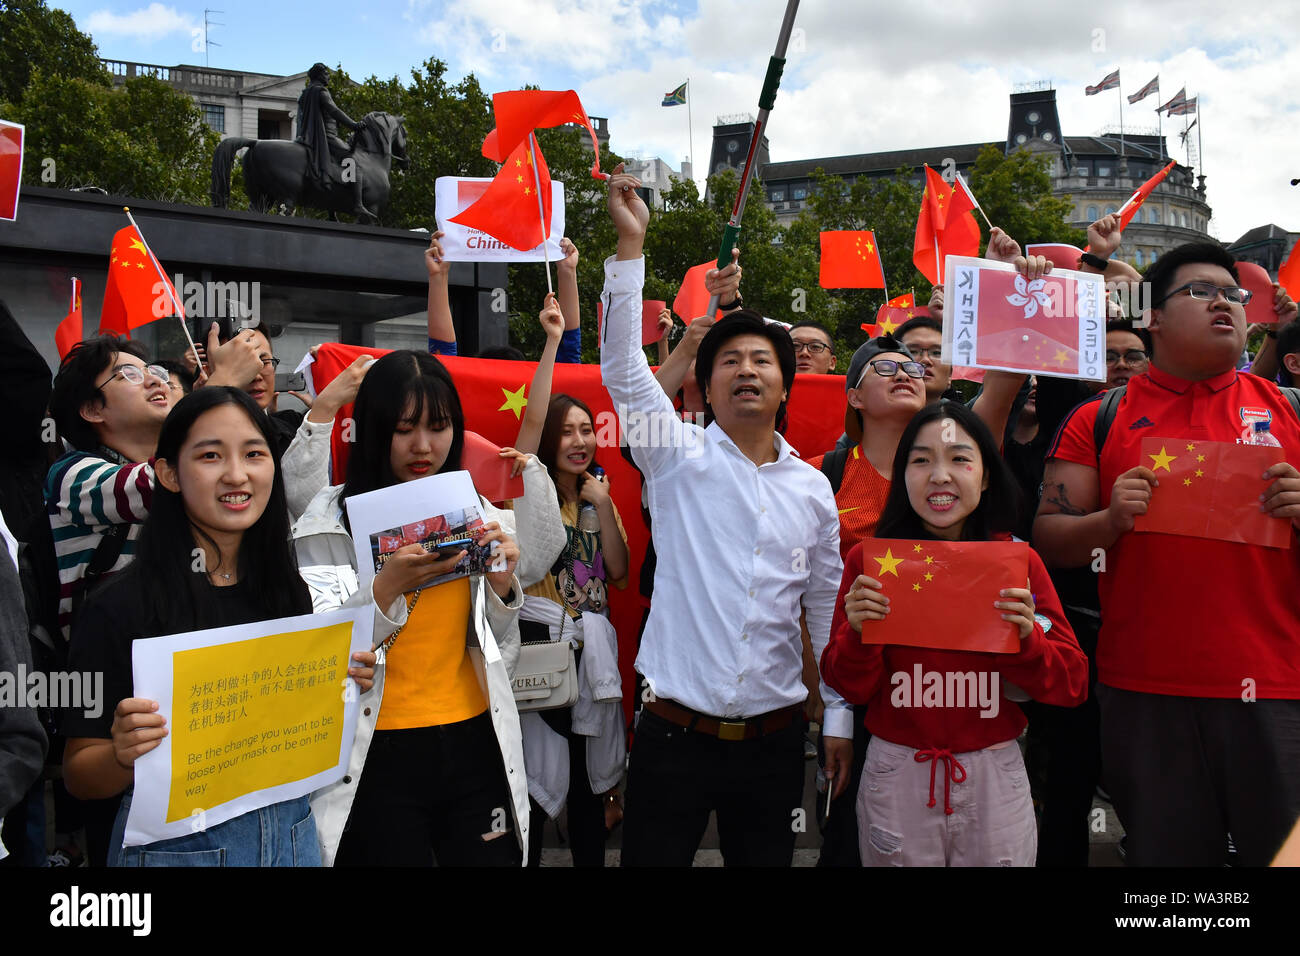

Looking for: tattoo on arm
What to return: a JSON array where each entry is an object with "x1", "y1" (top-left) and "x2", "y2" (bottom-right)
[{"x1": 1043, "y1": 482, "x2": 1088, "y2": 517}]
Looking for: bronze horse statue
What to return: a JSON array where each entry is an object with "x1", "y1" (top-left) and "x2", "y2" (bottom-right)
[{"x1": 210, "y1": 111, "x2": 407, "y2": 224}]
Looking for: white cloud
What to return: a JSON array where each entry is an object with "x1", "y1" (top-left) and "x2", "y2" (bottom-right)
[
  {"x1": 406, "y1": 0, "x2": 1300, "y2": 241},
  {"x1": 86, "y1": 3, "x2": 197, "y2": 41}
]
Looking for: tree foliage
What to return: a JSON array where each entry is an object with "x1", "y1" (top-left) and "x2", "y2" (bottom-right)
[{"x1": 0, "y1": 0, "x2": 107, "y2": 108}]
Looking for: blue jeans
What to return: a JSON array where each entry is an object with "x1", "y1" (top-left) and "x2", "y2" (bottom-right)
[{"x1": 109, "y1": 790, "x2": 321, "y2": 867}]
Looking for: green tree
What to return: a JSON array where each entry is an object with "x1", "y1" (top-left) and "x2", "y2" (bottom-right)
[
  {"x1": 0, "y1": 0, "x2": 107, "y2": 109},
  {"x1": 970, "y1": 145, "x2": 1085, "y2": 249}
]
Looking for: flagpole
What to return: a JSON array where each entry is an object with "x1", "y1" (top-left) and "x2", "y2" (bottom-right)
[
  {"x1": 1117, "y1": 74, "x2": 1125, "y2": 170},
  {"x1": 1156, "y1": 80, "x2": 1164, "y2": 160},
  {"x1": 686, "y1": 77, "x2": 695, "y2": 184},
  {"x1": 123, "y1": 206, "x2": 202, "y2": 369},
  {"x1": 526, "y1": 134, "x2": 553, "y2": 297},
  {"x1": 956, "y1": 171, "x2": 995, "y2": 230},
  {"x1": 702, "y1": 0, "x2": 801, "y2": 319},
  {"x1": 1197, "y1": 105, "x2": 1204, "y2": 181},
  {"x1": 876, "y1": 237, "x2": 889, "y2": 305}
]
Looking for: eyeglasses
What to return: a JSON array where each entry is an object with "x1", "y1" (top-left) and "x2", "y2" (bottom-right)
[
  {"x1": 1105, "y1": 349, "x2": 1148, "y2": 367},
  {"x1": 1155, "y1": 281, "x2": 1252, "y2": 307},
  {"x1": 96, "y1": 363, "x2": 170, "y2": 390},
  {"x1": 863, "y1": 359, "x2": 925, "y2": 382},
  {"x1": 907, "y1": 346, "x2": 945, "y2": 362},
  {"x1": 792, "y1": 341, "x2": 830, "y2": 355},
  {"x1": 260, "y1": 356, "x2": 281, "y2": 369}
]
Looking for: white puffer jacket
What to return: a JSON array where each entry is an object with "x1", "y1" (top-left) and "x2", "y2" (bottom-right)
[{"x1": 292, "y1": 479, "x2": 546, "y2": 865}]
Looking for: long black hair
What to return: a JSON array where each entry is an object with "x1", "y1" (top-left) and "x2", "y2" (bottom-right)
[
  {"x1": 875, "y1": 401, "x2": 1022, "y2": 542},
  {"x1": 116, "y1": 386, "x2": 310, "y2": 633},
  {"x1": 537, "y1": 393, "x2": 599, "y2": 505},
  {"x1": 339, "y1": 350, "x2": 465, "y2": 524}
]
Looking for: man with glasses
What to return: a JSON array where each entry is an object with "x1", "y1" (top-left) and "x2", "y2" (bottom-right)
[
  {"x1": 1104, "y1": 320, "x2": 1153, "y2": 390},
  {"x1": 789, "y1": 321, "x2": 837, "y2": 375},
  {"x1": 1035, "y1": 241, "x2": 1300, "y2": 866},
  {"x1": 896, "y1": 315, "x2": 957, "y2": 404}
]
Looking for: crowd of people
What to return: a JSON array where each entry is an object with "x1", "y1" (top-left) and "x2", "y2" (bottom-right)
[{"x1": 1, "y1": 161, "x2": 1299, "y2": 869}]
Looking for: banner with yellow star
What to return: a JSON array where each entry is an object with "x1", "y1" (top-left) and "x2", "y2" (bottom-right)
[
  {"x1": 1132, "y1": 438, "x2": 1291, "y2": 548},
  {"x1": 101, "y1": 223, "x2": 184, "y2": 336},
  {"x1": 819, "y1": 230, "x2": 885, "y2": 289},
  {"x1": 859, "y1": 539, "x2": 1027, "y2": 653}
]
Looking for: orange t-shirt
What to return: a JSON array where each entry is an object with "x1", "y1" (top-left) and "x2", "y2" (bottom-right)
[
  {"x1": 806, "y1": 445, "x2": 892, "y2": 559},
  {"x1": 376, "y1": 577, "x2": 486, "y2": 730}
]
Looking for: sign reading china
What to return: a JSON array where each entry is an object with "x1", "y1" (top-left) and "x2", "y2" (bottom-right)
[
  {"x1": 941, "y1": 256, "x2": 1106, "y2": 382},
  {"x1": 435, "y1": 175, "x2": 564, "y2": 262}
]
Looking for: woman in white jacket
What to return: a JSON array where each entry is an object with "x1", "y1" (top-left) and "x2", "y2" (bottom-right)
[{"x1": 293, "y1": 349, "x2": 562, "y2": 866}]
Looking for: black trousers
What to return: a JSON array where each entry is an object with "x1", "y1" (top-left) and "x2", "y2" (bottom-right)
[
  {"x1": 620, "y1": 708, "x2": 805, "y2": 867},
  {"x1": 335, "y1": 711, "x2": 522, "y2": 867},
  {"x1": 1024, "y1": 610, "x2": 1101, "y2": 867},
  {"x1": 1098, "y1": 684, "x2": 1300, "y2": 866},
  {"x1": 527, "y1": 704, "x2": 607, "y2": 867}
]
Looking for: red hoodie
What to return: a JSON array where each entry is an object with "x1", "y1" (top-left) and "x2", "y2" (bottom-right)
[{"x1": 822, "y1": 541, "x2": 1088, "y2": 755}]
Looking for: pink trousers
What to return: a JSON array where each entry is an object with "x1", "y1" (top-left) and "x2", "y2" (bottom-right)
[{"x1": 856, "y1": 735, "x2": 1037, "y2": 866}]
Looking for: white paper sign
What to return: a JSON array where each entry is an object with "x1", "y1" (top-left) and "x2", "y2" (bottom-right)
[
  {"x1": 435, "y1": 175, "x2": 565, "y2": 262},
  {"x1": 124, "y1": 607, "x2": 372, "y2": 848}
]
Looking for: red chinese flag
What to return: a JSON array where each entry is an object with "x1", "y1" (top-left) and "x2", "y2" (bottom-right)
[
  {"x1": 55, "y1": 277, "x2": 83, "y2": 359},
  {"x1": 0, "y1": 119, "x2": 23, "y2": 222},
  {"x1": 101, "y1": 224, "x2": 183, "y2": 335},
  {"x1": 596, "y1": 299, "x2": 668, "y2": 346},
  {"x1": 967, "y1": 266, "x2": 1087, "y2": 376},
  {"x1": 1026, "y1": 243, "x2": 1085, "y2": 269},
  {"x1": 1235, "y1": 261, "x2": 1278, "y2": 325},
  {"x1": 1278, "y1": 240, "x2": 1300, "y2": 301},
  {"x1": 874, "y1": 303, "x2": 928, "y2": 337},
  {"x1": 859, "y1": 540, "x2": 1027, "y2": 653},
  {"x1": 1133, "y1": 438, "x2": 1291, "y2": 549},
  {"x1": 481, "y1": 89, "x2": 606, "y2": 179},
  {"x1": 451, "y1": 136, "x2": 552, "y2": 252},
  {"x1": 887, "y1": 293, "x2": 915, "y2": 309},
  {"x1": 819, "y1": 230, "x2": 886, "y2": 289},
  {"x1": 1117, "y1": 160, "x2": 1175, "y2": 231},
  {"x1": 673, "y1": 260, "x2": 724, "y2": 324},
  {"x1": 913, "y1": 166, "x2": 980, "y2": 284},
  {"x1": 461, "y1": 430, "x2": 526, "y2": 504}
]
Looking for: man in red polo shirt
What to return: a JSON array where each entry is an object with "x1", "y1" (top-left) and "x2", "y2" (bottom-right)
[{"x1": 1034, "y1": 240, "x2": 1300, "y2": 866}]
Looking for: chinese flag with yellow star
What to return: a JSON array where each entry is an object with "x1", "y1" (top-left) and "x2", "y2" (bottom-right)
[
  {"x1": 480, "y1": 89, "x2": 606, "y2": 180},
  {"x1": 873, "y1": 303, "x2": 929, "y2": 337},
  {"x1": 887, "y1": 293, "x2": 914, "y2": 309},
  {"x1": 859, "y1": 539, "x2": 1027, "y2": 653},
  {"x1": 819, "y1": 230, "x2": 886, "y2": 289},
  {"x1": 101, "y1": 224, "x2": 184, "y2": 335},
  {"x1": 1132, "y1": 438, "x2": 1291, "y2": 548},
  {"x1": 913, "y1": 166, "x2": 980, "y2": 285},
  {"x1": 450, "y1": 135, "x2": 552, "y2": 252},
  {"x1": 1116, "y1": 160, "x2": 1175, "y2": 232}
]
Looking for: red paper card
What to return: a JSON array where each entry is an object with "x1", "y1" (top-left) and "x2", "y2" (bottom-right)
[
  {"x1": 596, "y1": 299, "x2": 669, "y2": 346},
  {"x1": 1235, "y1": 261, "x2": 1278, "y2": 325},
  {"x1": 859, "y1": 540, "x2": 1027, "y2": 653},
  {"x1": 1026, "y1": 243, "x2": 1084, "y2": 269},
  {"x1": 1132, "y1": 437, "x2": 1291, "y2": 549},
  {"x1": 674, "y1": 260, "x2": 724, "y2": 324},
  {"x1": 461, "y1": 430, "x2": 526, "y2": 503},
  {"x1": 0, "y1": 120, "x2": 22, "y2": 222}
]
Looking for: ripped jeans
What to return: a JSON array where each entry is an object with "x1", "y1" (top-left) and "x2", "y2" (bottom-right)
[
  {"x1": 856, "y1": 736, "x2": 1036, "y2": 867},
  {"x1": 109, "y1": 789, "x2": 321, "y2": 867}
]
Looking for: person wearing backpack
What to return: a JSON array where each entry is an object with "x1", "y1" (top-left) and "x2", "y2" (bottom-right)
[{"x1": 1035, "y1": 240, "x2": 1300, "y2": 866}]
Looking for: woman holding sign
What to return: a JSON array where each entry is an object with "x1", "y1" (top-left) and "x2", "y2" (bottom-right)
[
  {"x1": 294, "y1": 349, "x2": 534, "y2": 866},
  {"x1": 821, "y1": 402, "x2": 1087, "y2": 867},
  {"x1": 62, "y1": 387, "x2": 376, "y2": 866}
]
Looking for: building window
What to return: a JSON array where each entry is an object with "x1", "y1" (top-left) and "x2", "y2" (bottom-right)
[
  {"x1": 1150, "y1": 249, "x2": 1158, "y2": 262},
  {"x1": 1151, "y1": 208, "x2": 1160, "y2": 224},
  {"x1": 769, "y1": 189, "x2": 785, "y2": 202},
  {"x1": 1105, "y1": 206, "x2": 1116, "y2": 217},
  {"x1": 1042, "y1": 131, "x2": 1054, "y2": 141},
  {"x1": 200, "y1": 103, "x2": 225, "y2": 133},
  {"x1": 1076, "y1": 164, "x2": 1090, "y2": 176},
  {"x1": 1135, "y1": 249, "x2": 1145, "y2": 266},
  {"x1": 1097, "y1": 165, "x2": 1111, "y2": 177},
  {"x1": 1181, "y1": 212, "x2": 1188, "y2": 227},
  {"x1": 1015, "y1": 133, "x2": 1027, "y2": 145},
  {"x1": 1027, "y1": 110, "x2": 1041, "y2": 124},
  {"x1": 1087, "y1": 205, "x2": 1098, "y2": 221},
  {"x1": 791, "y1": 186, "x2": 808, "y2": 200}
]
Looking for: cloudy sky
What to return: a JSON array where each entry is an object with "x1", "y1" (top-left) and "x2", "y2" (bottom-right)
[{"x1": 56, "y1": 0, "x2": 1300, "y2": 242}]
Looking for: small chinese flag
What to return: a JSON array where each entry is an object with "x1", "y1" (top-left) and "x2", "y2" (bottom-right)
[
  {"x1": 481, "y1": 89, "x2": 606, "y2": 180},
  {"x1": 451, "y1": 135, "x2": 552, "y2": 252},
  {"x1": 1235, "y1": 261, "x2": 1278, "y2": 325},
  {"x1": 819, "y1": 230, "x2": 886, "y2": 289},
  {"x1": 887, "y1": 293, "x2": 915, "y2": 309},
  {"x1": 1133, "y1": 438, "x2": 1292, "y2": 549},
  {"x1": 595, "y1": 299, "x2": 669, "y2": 347},
  {"x1": 874, "y1": 303, "x2": 927, "y2": 337},
  {"x1": 673, "y1": 260, "x2": 724, "y2": 324},
  {"x1": 858, "y1": 539, "x2": 1027, "y2": 653},
  {"x1": 1026, "y1": 243, "x2": 1084, "y2": 269},
  {"x1": 461, "y1": 430, "x2": 526, "y2": 504},
  {"x1": 913, "y1": 166, "x2": 980, "y2": 285},
  {"x1": 55, "y1": 277, "x2": 83, "y2": 359},
  {"x1": 0, "y1": 119, "x2": 23, "y2": 222},
  {"x1": 101, "y1": 224, "x2": 184, "y2": 336},
  {"x1": 1117, "y1": 160, "x2": 1175, "y2": 232}
]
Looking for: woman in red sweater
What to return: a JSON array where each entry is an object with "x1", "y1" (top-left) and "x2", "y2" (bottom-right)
[{"x1": 822, "y1": 402, "x2": 1088, "y2": 866}]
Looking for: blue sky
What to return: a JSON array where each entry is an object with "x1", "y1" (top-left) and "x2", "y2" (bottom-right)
[{"x1": 52, "y1": 0, "x2": 1300, "y2": 242}]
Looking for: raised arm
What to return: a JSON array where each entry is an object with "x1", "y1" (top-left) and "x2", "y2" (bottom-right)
[
  {"x1": 425, "y1": 231, "x2": 457, "y2": 355},
  {"x1": 556, "y1": 238, "x2": 582, "y2": 363},
  {"x1": 969, "y1": 228, "x2": 1043, "y2": 438},
  {"x1": 48, "y1": 452, "x2": 154, "y2": 528},
  {"x1": 514, "y1": 294, "x2": 565, "y2": 457}
]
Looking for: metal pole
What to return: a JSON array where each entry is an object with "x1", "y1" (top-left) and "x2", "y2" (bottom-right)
[{"x1": 527, "y1": 133, "x2": 553, "y2": 297}]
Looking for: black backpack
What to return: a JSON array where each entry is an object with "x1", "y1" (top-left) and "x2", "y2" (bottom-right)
[
  {"x1": 819, "y1": 446, "x2": 851, "y2": 494},
  {"x1": 1091, "y1": 383, "x2": 1300, "y2": 459}
]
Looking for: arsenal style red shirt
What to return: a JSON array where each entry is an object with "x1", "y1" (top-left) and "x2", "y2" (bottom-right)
[{"x1": 1048, "y1": 365, "x2": 1300, "y2": 697}]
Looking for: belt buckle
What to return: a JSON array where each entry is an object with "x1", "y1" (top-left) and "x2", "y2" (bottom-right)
[{"x1": 717, "y1": 720, "x2": 747, "y2": 742}]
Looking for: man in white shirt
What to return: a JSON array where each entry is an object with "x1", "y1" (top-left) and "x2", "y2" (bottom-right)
[{"x1": 601, "y1": 164, "x2": 853, "y2": 866}]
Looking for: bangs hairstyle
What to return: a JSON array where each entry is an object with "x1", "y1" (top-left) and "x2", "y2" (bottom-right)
[
  {"x1": 875, "y1": 401, "x2": 1023, "y2": 542},
  {"x1": 537, "y1": 394, "x2": 599, "y2": 502},
  {"x1": 49, "y1": 334, "x2": 150, "y2": 452},
  {"x1": 694, "y1": 310, "x2": 797, "y2": 422},
  {"x1": 340, "y1": 350, "x2": 465, "y2": 512},
  {"x1": 119, "y1": 386, "x2": 310, "y2": 632}
]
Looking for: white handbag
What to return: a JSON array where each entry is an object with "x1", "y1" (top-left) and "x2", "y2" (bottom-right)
[{"x1": 512, "y1": 639, "x2": 579, "y2": 712}]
